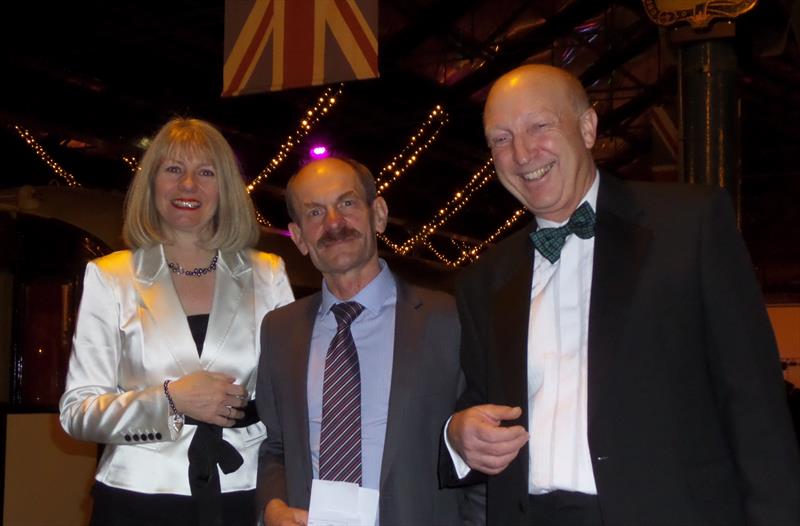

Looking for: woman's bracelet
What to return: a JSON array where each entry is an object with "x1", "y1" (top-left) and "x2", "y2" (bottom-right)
[{"x1": 163, "y1": 379, "x2": 184, "y2": 433}]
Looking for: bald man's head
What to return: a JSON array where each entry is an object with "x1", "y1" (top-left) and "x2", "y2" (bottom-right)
[
  {"x1": 485, "y1": 64, "x2": 590, "y2": 124},
  {"x1": 286, "y1": 157, "x2": 377, "y2": 223},
  {"x1": 483, "y1": 64, "x2": 598, "y2": 222}
]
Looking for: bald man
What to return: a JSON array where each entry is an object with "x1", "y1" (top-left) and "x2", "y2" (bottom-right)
[
  {"x1": 256, "y1": 157, "x2": 483, "y2": 526},
  {"x1": 440, "y1": 65, "x2": 800, "y2": 525}
]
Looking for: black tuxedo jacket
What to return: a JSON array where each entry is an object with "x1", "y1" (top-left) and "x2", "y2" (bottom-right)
[
  {"x1": 442, "y1": 175, "x2": 800, "y2": 525},
  {"x1": 256, "y1": 278, "x2": 484, "y2": 525}
]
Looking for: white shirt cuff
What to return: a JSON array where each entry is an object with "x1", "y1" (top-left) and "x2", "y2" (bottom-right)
[{"x1": 444, "y1": 415, "x2": 472, "y2": 479}]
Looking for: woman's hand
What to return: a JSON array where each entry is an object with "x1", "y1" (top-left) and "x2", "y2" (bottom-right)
[{"x1": 167, "y1": 371, "x2": 248, "y2": 427}]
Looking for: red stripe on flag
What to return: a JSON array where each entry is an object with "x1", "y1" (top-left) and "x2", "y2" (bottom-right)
[
  {"x1": 223, "y1": 1, "x2": 274, "y2": 97},
  {"x1": 284, "y1": 0, "x2": 316, "y2": 89},
  {"x1": 333, "y1": 0, "x2": 377, "y2": 73}
]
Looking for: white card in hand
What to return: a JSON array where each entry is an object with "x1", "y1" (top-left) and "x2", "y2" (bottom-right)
[{"x1": 307, "y1": 479, "x2": 379, "y2": 526}]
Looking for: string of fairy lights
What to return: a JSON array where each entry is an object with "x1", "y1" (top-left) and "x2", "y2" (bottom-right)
[
  {"x1": 424, "y1": 208, "x2": 528, "y2": 267},
  {"x1": 368, "y1": 108, "x2": 511, "y2": 262},
  {"x1": 375, "y1": 105, "x2": 448, "y2": 195},
  {"x1": 14, "y1": 125, "x2": 81, "y2": 188},
  {"x1": 254, "y1": 209, "x2": 272, "y2": 228},
  {"x1": 379, "y1": 204, "x2": 528, "y2": 267},
  {"x1": 369, "y1": 119, "x2": 530, "y2": 267},
  {"x1": 121, "y1": 155, "x2": 138, "y2": 176},
  {"x1": 246, "y1": 84, "x2": 343, "y2": 193},
  {"x1": 12, "y1": 94, "x2": 526, "y2": 265},
  {"x1": 390, "y1": 159, "x2": 496, "y2": 255},
  {"x1": 248, "y1": 83, "x2": 344, "y2": 227}
]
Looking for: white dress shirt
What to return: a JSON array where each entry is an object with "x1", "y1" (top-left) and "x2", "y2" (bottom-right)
[{"x1": 527, "y1": 173, "x2": 598, "y2": 494}]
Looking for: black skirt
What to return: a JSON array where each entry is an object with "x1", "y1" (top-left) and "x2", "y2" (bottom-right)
[{"x1": 89, "y1": 482, "x2": 256, "y2": 526}]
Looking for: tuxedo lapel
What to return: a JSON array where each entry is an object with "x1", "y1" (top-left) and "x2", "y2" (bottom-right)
[
  {"x1": 492, "y1": 226, "x2": 535, "y2": 412},
  {"x1": 133, "y1": 245, "x2": 199, "y2": 375},
  {"x1": 379, "y1": 280, "x2": 422, "y2": 490},
  {"x1": 486, "y1": 227, "x2": 535, "y2": 505},
  {"x1": 588, "y1": 175, "x2": 651, "y2": 431},
  {"x1": 202, "y1": 251, "x2": 248, "y2": 367}
]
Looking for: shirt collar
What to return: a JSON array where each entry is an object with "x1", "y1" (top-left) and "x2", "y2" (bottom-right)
[
  {"x1": 537, "y1": 169, "x2": 600, "y2": 229},
  {"x1": 319, "y1": 258, "x2": 395, "y2": 316}
]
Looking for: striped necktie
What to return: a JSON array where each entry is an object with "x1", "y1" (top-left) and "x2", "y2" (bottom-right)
[{"x1": 319, "y1": 301, "x2": 365, "y2": 484}]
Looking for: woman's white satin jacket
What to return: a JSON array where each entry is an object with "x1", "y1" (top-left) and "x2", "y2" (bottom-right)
[{"x1": 59, "y1": 245, "x2": 294, "y2": 494}]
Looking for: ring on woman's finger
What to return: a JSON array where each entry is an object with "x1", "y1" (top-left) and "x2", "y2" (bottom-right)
[{"x1": 226, "y1": 406, "x2": 232, "y2": 418}]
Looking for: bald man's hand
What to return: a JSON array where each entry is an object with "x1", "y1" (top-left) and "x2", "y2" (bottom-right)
[{"x1": 448, "y1": 404, "x2": 529, "y2": 475}]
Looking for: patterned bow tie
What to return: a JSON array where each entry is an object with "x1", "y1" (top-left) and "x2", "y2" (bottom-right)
[{"x1": 529, "y1": 201, "x2": 596, "y2": 263}]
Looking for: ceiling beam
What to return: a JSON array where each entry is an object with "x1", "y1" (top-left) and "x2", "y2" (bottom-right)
[
  {"x1": 380, "y1": 0, "x2": 483, "y2": 69},
  {"x1": 449, "y1": 0, "x2": 614, "y2": 99}
]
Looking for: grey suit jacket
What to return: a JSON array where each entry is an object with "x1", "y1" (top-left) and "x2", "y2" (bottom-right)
[{"x1": 256, "y1": 277, "x2": 481, "y2": 525}]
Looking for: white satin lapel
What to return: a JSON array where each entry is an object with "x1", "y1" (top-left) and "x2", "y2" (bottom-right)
[
  {"x1": 202, "y1": 251, "x2": 250, "y2": 370},
  {"x1": 133, "y1": 245, "x2": 200, "y2": 375}
]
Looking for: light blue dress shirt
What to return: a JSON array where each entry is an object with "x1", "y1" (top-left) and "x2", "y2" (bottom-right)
[{"x1": 307, "y1": 259, "x2": 397, "y2": 494}]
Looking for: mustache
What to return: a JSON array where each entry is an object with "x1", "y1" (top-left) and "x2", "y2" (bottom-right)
[{"x1": 317, "y1": 226, "x2": 362, "y2": 248}]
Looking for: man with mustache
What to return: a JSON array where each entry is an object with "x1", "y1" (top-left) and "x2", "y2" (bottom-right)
[
  {"x1": 255, "y1": 157, "x2": 483, "y2": 526},
  {"x1": 440, "y1": 64, "x2": 800, "y2": 525}
]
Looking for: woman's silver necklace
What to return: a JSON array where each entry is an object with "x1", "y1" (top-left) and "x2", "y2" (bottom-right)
[{"x1": 167, "y1": 254, "x2": 218, "y2": 277}]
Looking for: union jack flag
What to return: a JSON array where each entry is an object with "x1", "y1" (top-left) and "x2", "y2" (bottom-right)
[{"x1": 223, "y1": 0, "x2": 378, "y2": 95}]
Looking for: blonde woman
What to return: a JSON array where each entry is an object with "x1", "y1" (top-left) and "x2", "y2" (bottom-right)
[{"x1": 60, "y1": 118, "x2": 294, "y2": 526}]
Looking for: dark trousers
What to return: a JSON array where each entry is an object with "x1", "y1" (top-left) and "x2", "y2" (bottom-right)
[
  {"x1": 528, "y1": 490, "x2": 603, "y2": 526},
  {"x1": 89, "y1": 482, "x2": 256, "y2": 526}
]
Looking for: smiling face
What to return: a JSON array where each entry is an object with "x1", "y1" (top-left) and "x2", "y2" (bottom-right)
[
  {"x1": 287, "y1": 158, "x2": 387, "y2": 283},
  {"x1": 153, "y1": 148, "x2": 219, "y2": 240},
  {"x1": 484, "y1": 65, "x2": 598, "y2": 222}
]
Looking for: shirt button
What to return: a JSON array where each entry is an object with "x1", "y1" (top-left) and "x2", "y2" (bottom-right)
[
  {"x1": 124, "y1": 434, "x2": 132, "y2": 442},
  {"x1": 155, "y1": 432, "x2": 163, "y2": 440},
  {"x1": 133, "y1": 434, "x2": 140, "y2": 441},
  {"x1": 147, "y1": 433, "x2": 155, "y2": 440}
]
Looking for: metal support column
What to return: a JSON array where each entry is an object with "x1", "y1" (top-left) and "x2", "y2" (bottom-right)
[{"x1": 673, "y1": 21, "x2": 741, "y2": 222}]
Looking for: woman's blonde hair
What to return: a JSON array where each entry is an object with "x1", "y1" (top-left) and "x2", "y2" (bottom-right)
[{"x1": 123, "y1": 118, "x2": 259, "y2": 251}]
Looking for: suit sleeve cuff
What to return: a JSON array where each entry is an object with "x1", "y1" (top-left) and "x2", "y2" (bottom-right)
[{"x1": 444, "y1": 415, "x2": 472, "y2": 479}]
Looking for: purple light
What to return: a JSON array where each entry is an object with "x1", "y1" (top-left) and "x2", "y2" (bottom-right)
[{"x1": 310, "y1": 145, "x2": 329, "y2": 159}]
